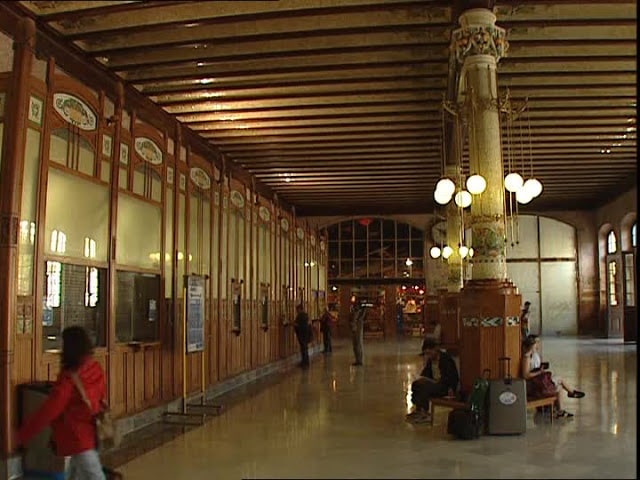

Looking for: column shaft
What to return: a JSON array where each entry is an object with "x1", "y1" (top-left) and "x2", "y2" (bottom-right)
[{"x1": 0, "y1": 17, "x2": 36, "y2": 456}]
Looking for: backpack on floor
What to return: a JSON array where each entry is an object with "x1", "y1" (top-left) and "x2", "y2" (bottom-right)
[
  {"x1": 447, "y1": 369, "x2": 490, "y2": 440},
  {"x1": 447, "y1": 408, "x2": 482, "y2": 440}
]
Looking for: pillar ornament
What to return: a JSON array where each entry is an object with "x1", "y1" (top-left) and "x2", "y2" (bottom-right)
[{"x1": 451, "y1": 9, "x2": 509, "y2": 65}]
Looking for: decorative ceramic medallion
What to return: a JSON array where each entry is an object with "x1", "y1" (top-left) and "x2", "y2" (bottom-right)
[
  {"x1": 179, "y1": 173, "x2": 186, "y2": 191},
  {"x1": 167, "y1": 167, "x2": 174, "y2": 185},
  {"x1": 310, "y1": 235, "x2": 316, "y2": 247},
  {"x1": 53, "y1": 93, "x2": 97, "y2": 131},
  {"x1": 320, "y1": 240, "x2": 326, "y2": 252},
  {"x1": 259, "y1": 206, "x2": 271, "y2": 222},
  {"x1": 230, "y1": 190, "x2": 245, "y2": 208},
  {"x1": 28, "y1": 96, "x2": 44, "y2": 125},
  {"x1": 281, "y1": 218, "x2": 289, "y2": 232},
  {"x1": 190, "y1": 167, "x2": 211, "y2": 190},
  {"x1": 296, "y1": 227, "x2": 305, "y2": 240},
  {"x1": 0, "y1": 92, "x2": 5, "y2": 116},
  {"x1": 102, "y1": 134, "x2": 112, "y2": 157},
  {"x1": 134, "y1": 137, "x2": 163, "y2": 165},
  {"x1": 119, "y1": 143, "x2": 129, "y2": 164}
]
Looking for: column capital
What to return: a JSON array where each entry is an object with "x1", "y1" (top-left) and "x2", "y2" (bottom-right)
[{"x1": 451, "y1": 8, "x2": 508, "y2": 65}]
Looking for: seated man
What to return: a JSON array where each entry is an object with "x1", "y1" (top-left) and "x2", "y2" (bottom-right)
[{"x1": 406, "y1": 339, "x2": 459, "y2": 424}]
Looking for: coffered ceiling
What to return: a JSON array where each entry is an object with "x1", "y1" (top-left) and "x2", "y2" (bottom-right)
[{"x1": 11, "y1": 0, "x2": 638, "y2": 215}]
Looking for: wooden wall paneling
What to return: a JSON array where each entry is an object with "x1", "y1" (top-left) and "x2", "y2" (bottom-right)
[
  {"x1": 171, "y1": 124, "x2": 182, "y2": 399},
  {"x1": 208, "y1": 164, "x2": 220, "y2": 386},
  {"x1": 160, "y1": 126, "x2": 175, "y2": 401},
  {"x1": 215, "y1": 169, "x2": 225, "y2": 381},
  {"x1": 28, "y1": 61, "x2": 53, "y2": 384},
  {"x1": 13, "y1": 336, "x2": 33, "y2": 386},
  {"x1": 174, "y1": 144, "x2": 190, "y2": 399},
  {"x1": 219, "y1": 173, "x2": 231, "y2": 379},
  {"x1": 110, "y1": 347, "x2": 126, "y2": 417}
]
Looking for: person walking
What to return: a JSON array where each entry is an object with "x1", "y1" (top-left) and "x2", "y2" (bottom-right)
[
  {"x1": 319, "y1": 307, "x2": 333, "y2": 353},
  {"x1": 350, "y1": 304, "x2": 366, "y2": 366},
  {"x1": 15, "y1": 326, "x2": 108, "y2": 479},
  {"x1": 294, "y1": 304, "x2": 311, "y2": 368}
]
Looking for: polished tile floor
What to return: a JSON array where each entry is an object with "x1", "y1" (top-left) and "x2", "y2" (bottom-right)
[{"x1": 119, "y1": 337, "x2": 636, "y2": 479}]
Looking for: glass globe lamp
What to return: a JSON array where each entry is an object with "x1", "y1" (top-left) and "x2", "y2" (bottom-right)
[
  {"x1": 429, "y1": 246, "x2": 441, "y2": 259},
  {"x1": 516, "y1": 187, "x2": 533, "y2": 204},
  {"x1": 434, "y1": 189, "x2": 452, "y2": 205},
  {"x1": 454, "y1": 190, "x2": 472, "y2": 208},
  {"x1": 435, "y1": 177, "x2": 456, "y2": 197},
  {"x1": 466, "y1": 174, "x2": 487, "y2": 195},
  {"x1": 523, "y1": 178, "x2": 543, "y2": 198},
  {"x1": 504, "y1": 172, "x2": 524, "y2": 193},
  {"x1": 442, "y1": 246, "x2": 453, "y2": 259}
]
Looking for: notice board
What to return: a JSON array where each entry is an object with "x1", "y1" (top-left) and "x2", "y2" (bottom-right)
[{"x1": 186, "y1": 275, "x2": 205, "y2": 353}]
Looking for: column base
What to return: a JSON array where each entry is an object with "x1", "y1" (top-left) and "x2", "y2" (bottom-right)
[
  {"x1": 458, "y1": 279, "x2": 522, "y2": 393},
  {"x1": 439, "y1": 291, "x2": 461, "y2": 354}
]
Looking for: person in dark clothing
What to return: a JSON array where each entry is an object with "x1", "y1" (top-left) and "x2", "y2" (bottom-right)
[
  {"x1": 294, "y1": 304, "x2": 311, "y2": 368},
  {"x1": 406, "y1": 339, "x2": 459, "y2": 424},
  {"x1": 319, "y1": 307, "x2": 333, "y2": 353},
  {"x1": 350, "y1": 304, "x2": 366, "y2": 366}
]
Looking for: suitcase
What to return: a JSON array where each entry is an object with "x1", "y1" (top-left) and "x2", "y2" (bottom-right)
[{"x1": 488, "y1": 357, "x2": 527, "y2": 435}]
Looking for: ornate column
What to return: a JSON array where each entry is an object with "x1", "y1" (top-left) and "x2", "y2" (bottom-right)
[
  {"x1": 453, "y1": 8, "x2": 508, "y2": 280},
  {"x1": 452, "y1": 9, "x2": 521, "y2": 391},
  {"x1": 0, "y1": 16, "x2": 35, "y2": 465}
]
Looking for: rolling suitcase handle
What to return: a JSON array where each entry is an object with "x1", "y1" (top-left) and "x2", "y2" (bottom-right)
[{"x1": 498, "y1": 357, "x2": 512, "y2": 385}]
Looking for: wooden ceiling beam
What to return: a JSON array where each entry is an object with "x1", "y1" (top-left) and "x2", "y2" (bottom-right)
[{"x1": 56, "y1": 1, "x2": 452, "y2": 40}]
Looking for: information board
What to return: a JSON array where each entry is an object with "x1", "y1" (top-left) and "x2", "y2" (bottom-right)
[{"x1": 186, "y1": 275, "x2": 205, "y2": 353}]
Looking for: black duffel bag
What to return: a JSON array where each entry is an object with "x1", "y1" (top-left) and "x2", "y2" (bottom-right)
[{"x1": 447, "y1": 408, "x2": 482, "y2": 440}]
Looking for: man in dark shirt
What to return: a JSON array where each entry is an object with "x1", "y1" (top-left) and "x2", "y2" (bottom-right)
[
  {"x1": 406, "y1": 339, "x2": 459, "y2": 423},
  {"x1": 319, "y1": 307, "x2": 333, "y2": 353},
  {"x1": 350, "y1": 304, "x2": 366, "y2": 366},
  {"x1": 294, "y1": 304, "x2": 311, "y2": 368}
]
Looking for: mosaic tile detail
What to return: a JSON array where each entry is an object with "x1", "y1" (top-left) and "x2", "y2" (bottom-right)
[
  {"x1": 462, "y1": 317, "x2": 505, "y2": 327},
  {"x1": 481, "y1": 317, "x2": 503, "y2": 327},
  {"x1": 506, "y1": 316, "x2": 520, "y2": 326}
]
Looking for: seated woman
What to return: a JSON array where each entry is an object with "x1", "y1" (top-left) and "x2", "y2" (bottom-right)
[
  {"x1": 529, "y1": 335, "x2": 585, "y2": 399},
  {"x1": 522, "y1": 337, "x2": 583, "y2": 419},
  {"x1": 406, "y1": 339, "x2": 459, "y2": 424}
]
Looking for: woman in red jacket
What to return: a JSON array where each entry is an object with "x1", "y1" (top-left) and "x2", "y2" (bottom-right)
[{"x1": 16, "y1": 326, "x2": 107, "y2": 479}]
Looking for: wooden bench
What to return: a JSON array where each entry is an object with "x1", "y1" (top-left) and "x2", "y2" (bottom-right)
[{"x1": 428, "y1": 394, "x2": 558, "y2": 426}]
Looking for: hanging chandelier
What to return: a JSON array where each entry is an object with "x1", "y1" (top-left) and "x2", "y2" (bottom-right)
[{"x1": 430, "y1": 89, "x2": 544, "y2": 260}]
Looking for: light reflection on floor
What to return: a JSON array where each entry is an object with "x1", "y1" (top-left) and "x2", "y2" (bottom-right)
[{"x1": 118, "y1": 337, "x2": 636, "y2": 479}]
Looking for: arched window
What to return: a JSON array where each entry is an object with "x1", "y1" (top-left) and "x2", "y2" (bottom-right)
[
  {"x1": 632, "y1": 223, "x2": 636, "y2": 248},
  {"x1": 607, "y1": 230, "x2": 617, "y2": 254}
]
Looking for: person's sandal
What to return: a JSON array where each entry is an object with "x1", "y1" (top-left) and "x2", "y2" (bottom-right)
[
  {"x1": 568, "y1": 390, "x2": 585, "y2": 398},
  {"x1": 555, "y1": 410, "x2": 574, "y2": 418}
]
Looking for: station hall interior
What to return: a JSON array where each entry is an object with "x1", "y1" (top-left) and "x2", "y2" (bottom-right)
[{"x1": 0, "y1": 1, "x2": 636, "y2": 479}]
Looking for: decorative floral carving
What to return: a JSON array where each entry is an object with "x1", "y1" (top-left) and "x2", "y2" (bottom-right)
[{"x1": 451, "y1": 24, "x2": 509, "y2": 64}]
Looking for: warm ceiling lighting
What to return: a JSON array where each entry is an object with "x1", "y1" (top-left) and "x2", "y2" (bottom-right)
[
  {"x1": 523, "y1": 178, "x2": 543, "y2": 198},
  {"x1": 466, "y1": 174, "x2": 486, "y2": 195},
  {"x1": 459, "y1": 246, "x2": 469, "y2": 258},
  {"x1": 405, "y1": 258, "x2": 413, "y2": 267},
  {"x1": 504, "y1": 172, "x2": 524, "y2": 193},
  {"x1": 454, "y1": 190, "x2": 472, "y2": 208},
  {"x1": 442, "y1": 246, "x2": 453, "y2": 259},
  {"x1": 429, "y1": 246, "x2": 441, "y2": 258},
  {"x1": 435, "y1": 178, "x2": 456, "y2": 197},
  {"x1": 434, "y1": 189, "x2": 452, "y2": 205},
  {"x1": 516, "y1": 188, "x2": 533, "y2": 204}
]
